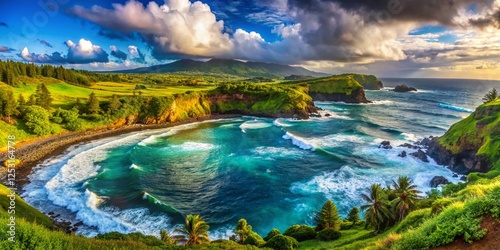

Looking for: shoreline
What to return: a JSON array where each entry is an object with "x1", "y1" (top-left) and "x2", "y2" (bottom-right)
[{"x1": 0, "y1": 114, "x2": 241, "y2": 187}]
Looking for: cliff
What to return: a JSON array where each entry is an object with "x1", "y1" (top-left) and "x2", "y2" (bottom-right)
[
  {"x1": 302, "y1": 75, "x2": 371, "y2": 103},
  {"x1": 345, "y1": 74, "x2": 384, "y2": 90},
  {"x1": 422, "y1": 99, "x2": 500, "y2": 176}
]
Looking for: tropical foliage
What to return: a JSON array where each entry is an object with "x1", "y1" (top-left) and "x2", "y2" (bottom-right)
[{"x1": 174, "y1": 214, "x2": 210, "y2": 246}]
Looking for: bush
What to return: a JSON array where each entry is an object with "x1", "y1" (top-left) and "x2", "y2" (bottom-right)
[
  {"x1": 95, "y1": 232, "x2": 165, "y2": 247},
  {"x1": 243, "y1": 232, "x2": 265, "y2": 246},
  {"x1": 23, "y1": 106, "x2": 55, "y2": 135},
  {"x1": 283, "y1": 225, "x2": 316, "y2": 242},
  {"x1": 340, "y1": 220, "x2": 354, "y2": 230},
  {"x1": 442, "y1": 182, "x2": 467, "y2": 197},
  {"x1": 264, "y1": 229, "x2": 281, "y2": 241},
  {"x1": 264, "y1": 235, "x2": 299, "y2": 250},
  {"x1": 316, "y1": 228, "x2": 341, "y2": 241}
]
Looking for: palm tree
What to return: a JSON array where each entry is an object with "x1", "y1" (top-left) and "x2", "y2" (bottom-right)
[
  {"x1": 174, "y1": 214, "x2": 210, "y2": 246},
  {"x1": 160, "y1": 229, "x2": 176, "y2": 245},
  {"x1": 361, "y1": 184, "x2": 391, "y2": 233},
  {"x1": 483, "y1": 88, "x2": 498, "y2": 103},
  {"x1": 391, "y1": 176, "x2": 421, "y2": 221}
]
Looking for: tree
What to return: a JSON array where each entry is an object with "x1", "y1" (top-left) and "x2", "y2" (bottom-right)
[
  {"x1": 315, "y1": 200, "x2": 341, "y2": 231},
  {"x1": 108, "y1": 94, "x2": 121, "y2": 115},
  {"x1": 174, "y1": 214, "x2": 210, "y2": 246},
  {"x1": 159, "y1": 230, "x2": 176, "y2": 245},
  {"x1": 23, "y1": 105, "x2": 54, "y2": 135},
  {"x1": 17, "y1": 94, "x2": 26, "y2": 115},
  {"x1": 392, "y1": 176, "x2": 421, "y2": 221},
  {"x1": 483, "y1": 88, "x2": 498, "y2": 103},
  {"x1": 2, "y1": 90, "x2": 18, "y2": 118},
  {"x1": 347, "y1": 207, "x2": 361, "y2": 225},
  {"x1": 234, "y1": 218, "x2": 252, "y2": 243},
  {"x1": 361, "y1": 184, "x2": 391, "y2": 233},
  {"x1": 35, "y1": 83, "x2": 53, "y2": 109},
  {"x1": 28, "y1": 94, "x2": 36, "y2": 105},
  {"x1": 87, "y1": 92, "x2": 100, "y2": 114}
]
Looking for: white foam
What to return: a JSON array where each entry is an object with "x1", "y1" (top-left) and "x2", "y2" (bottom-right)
[
  {"x1": 438, "y1": 103, "x2": 473, "y2": 113},
  {"x1": 129, "y1": 164, "x2": 142, "y2": 170},
  {"x1": 273, "y1": 118, "x2": 292, "y2": 127},
  {"x1": 282, "y1": 132, "x2": 315, "y2": 151},
  {"x1": 401, "y1": 132, "x2": 419, "y2": 143},
  {"x1": 170, "y1": 142, "x2": 216, "y2": 151},
  {"x1": 240, "y1": 120, "x2": 272, "y2": 133},
  {"x1": 253, "y1": 146, "x2": 304, "y2": 158}
]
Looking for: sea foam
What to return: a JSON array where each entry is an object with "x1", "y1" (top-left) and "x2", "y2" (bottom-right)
[{"x1": 282, "y1": 132, "x2": 315, "y2": 151}]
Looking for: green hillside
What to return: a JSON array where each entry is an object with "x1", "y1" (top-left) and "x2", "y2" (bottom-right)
[{"x1": 119, "y1": 59, "x2": 327, "y2": 78}]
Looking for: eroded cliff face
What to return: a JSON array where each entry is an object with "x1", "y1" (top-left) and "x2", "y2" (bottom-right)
[
  {"x1": 309, "y1": 88, "x2": 370, "y2": 103},
  {"x1": 208, "y1": 93, "x2": 319, "y2": 119},
  {"x1": 422, "y1": 102, "x2": 500, "y2": 174}
]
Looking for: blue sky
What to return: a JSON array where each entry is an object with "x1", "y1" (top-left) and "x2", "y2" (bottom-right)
[{"x1": 1, "y1": 0, "x2": 499, "y2": 79}]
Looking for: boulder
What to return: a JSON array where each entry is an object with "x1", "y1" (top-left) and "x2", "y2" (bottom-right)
[
  {"x1": 324, "y1": 113, "x2": 331, "y2": 117},
  {"x1": 398, "y1": 151, "x2": 407, "y2": 158},
  {"x1": 453, "y1": 173, "x2": 458, "y2": 178},
  {"x1": 460, "y1": 175, "x2": 467, "y2": 181},
  {"x1": 379, "y1": 140, "x2": 392, "y2": 149},
  {"x1": 430, "y1": 176, "x2": 450, "y2": 188},
  {"x1": 399, "y1": 143, "x2": 419, "y2": 150},
  {"x1": 392, "y1": 85, "x2": 418, "y2": 92},
  {"x1": 410, "y1": 150, "x2": 429, "y2": 162}
]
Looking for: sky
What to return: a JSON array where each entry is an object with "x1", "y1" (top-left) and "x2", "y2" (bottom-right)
[{"x1": 0, "y1": 0, "x2": 500, "y2": 79}]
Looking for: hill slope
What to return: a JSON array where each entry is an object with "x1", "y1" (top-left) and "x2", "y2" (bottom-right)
[{"x1": 117, "y1": 58, "x2": 328, "y2": 78}]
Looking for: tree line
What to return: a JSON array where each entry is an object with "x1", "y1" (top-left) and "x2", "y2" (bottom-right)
[{"x1": 0, "y1": 59, "x2": 122, "y2": 86}]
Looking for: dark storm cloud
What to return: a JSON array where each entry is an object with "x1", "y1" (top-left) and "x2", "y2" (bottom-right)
[
  {"x1": 37, "y1": 39, "x2": 53, "y2": 48},
  {"x1": 469, "y1": 8, "x2": 500, "y2": 29},
  {"x1": 288, "y1": 0, "x2": 490, "y2": 25}
]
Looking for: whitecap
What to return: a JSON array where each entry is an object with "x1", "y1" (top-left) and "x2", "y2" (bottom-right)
[
  {"x1": 240, "y1": 120, "x2": 272, "y2": 133},
  {"x1": 170, "y1": 142, "x2": 216, "y2": 151},
  {"x1": 438, "y1": 103, "x2": 473, "y2": 113},
  {"x1": 282, "y1": 132, "x2": 315, "y2": 151}
]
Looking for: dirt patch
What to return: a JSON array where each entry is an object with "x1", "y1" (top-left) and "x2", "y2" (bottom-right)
[{"x1": 432, "y1": 215, "x2": 500, "y2": 250}]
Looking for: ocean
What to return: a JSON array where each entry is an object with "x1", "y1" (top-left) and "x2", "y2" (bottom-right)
[{"x1": 22, "y1": 78, "x2": 500, "y2": 239}]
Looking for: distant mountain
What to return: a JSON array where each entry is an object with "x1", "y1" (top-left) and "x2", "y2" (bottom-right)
[{"x1": 115, "y1": 58, "x2": 328, "y2": 78}]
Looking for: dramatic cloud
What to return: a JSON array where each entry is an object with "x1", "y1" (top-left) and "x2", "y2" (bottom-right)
[
  {"x1": 0, "y1": 46, "x2": 15, "y2": 53},
  {"x1": 110, "y1": 45, "x2": 128, "y2": 60},
  {"x1": 37, "y1": 39, "x2": 53, "y2": 48},
  {"x1": 69, "y1": 0, "x2": 233, "y2": 58},
  {"x1": 46, "y1": 0, "x2": 500, "y2": 78},
  {"x1": 21, "y1": 38, "x2": 109, "y2": 64}
]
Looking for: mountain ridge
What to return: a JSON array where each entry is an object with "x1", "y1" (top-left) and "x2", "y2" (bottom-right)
[{"x1": 113, "y1": 58, "x2": 328, "y2": 78}]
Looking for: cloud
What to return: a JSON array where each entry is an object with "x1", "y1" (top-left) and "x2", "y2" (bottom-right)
[
  {"x1": 20, "y1": 38, "x2": 109, "y2": 64},
  {"x1": 110, "y1": 45, "x2": 128, "y2": 60},
  {"x1": 67, "y1": 0, "x2": 500, "y2": 72},
  {"x1": 128, "y1": 45, "x2": 146, "y2": 63},
  {"x1": 98, "y1": 29, "x2": 131, "y2": 41},
  {"x1": 37, "y1": 39, "x2": 53, "y2": 48},
  {"x1": 0, "y1": 22, "x2": 7, "y2": 27},
  {"x1": 69, "y1": 0, "x2": 233, "y2": 59},
  {"x1": 0, "y1": 46, "x2": 15, "y2": 53}
]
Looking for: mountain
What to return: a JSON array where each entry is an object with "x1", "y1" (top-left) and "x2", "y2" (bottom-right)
[{"x1": 116, "y1": 58, "x2": 328, "y2": 78}]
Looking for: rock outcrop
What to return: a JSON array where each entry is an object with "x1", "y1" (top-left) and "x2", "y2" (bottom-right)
[
  {"x1": 309, "y1": 88, "x2": 370, "y2": 103},
  {"x1": 411, "y1": 149, "x2": 429, "y2": 163},
  {"x1": 430, "y1": 176, "x2": 450, "y2": 188},
  {"x1": 393, "y1": 85, "x2": 417, "y2": 92}
]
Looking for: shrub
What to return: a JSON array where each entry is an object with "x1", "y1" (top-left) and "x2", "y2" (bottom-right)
[
  {"x1": 23, "y1": 105, "x2": 55, "y2": 135},
  {"x1": 442, "y1": 182, "x2": 467, "y2": 197},
  {"x1": 264, "y1": 228, "x2": 281, "y2": 241},
  {"x1": 283, "y1": 225, "x2": 317, "y2": 242},
  {"x1": 264, "y1": 235, "x2": 299, "y2": 250},
  {"x1": 340, "y1": 220, "x2": 354, "y2": 230},
  {"x1": 243, "y1": 232, "x2": 265, "y2": 246},
  {"x1": 316, "y1": 228, "x2": 341, "y2": 241}
]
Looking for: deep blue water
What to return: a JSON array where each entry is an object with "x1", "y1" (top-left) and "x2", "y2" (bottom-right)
[{"x1": 23, "y1": 78, "x2": 500, "y2": 238}]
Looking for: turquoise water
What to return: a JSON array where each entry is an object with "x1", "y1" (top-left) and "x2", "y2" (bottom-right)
[{"x1": 23, "y1": 79, "x2": 500, "y2": 238}]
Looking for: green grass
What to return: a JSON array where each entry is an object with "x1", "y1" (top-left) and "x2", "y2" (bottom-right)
[
  {"x1": 438, "y1": 99, "x2": 500, "y2": 177},
  {"x1": 0, "y1": 184, "x2": 53, "y2": 229},
  {"x1": 283, "y1": 75, "x2": 364, "y2": 95}
]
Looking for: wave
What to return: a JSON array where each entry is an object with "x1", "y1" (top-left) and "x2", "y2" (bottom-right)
[
  {"x1": 170, "y1": 142, "x2": 216, "y2": 151},
  {"x1": 240, "y1": 120, "x2": 272, "y2": 133},
  {"x1": 141, "y1": 192, "x2": 179, "y2": 215},
  {"x1": 273, "y1": 118, "x2": 292, "y2": 127},
  {"x1": 438, "y1": 103, "x2": 473, "y2": 113},
  {"x1": 129, "y1": 164, "x2": 142, "y2": 171},
  {"x1": 401, "y1": 132, "x2": 419, "y2": 143},
  {"x1": 282, "y1": 132, "x2": 315, "y2": 151}
]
